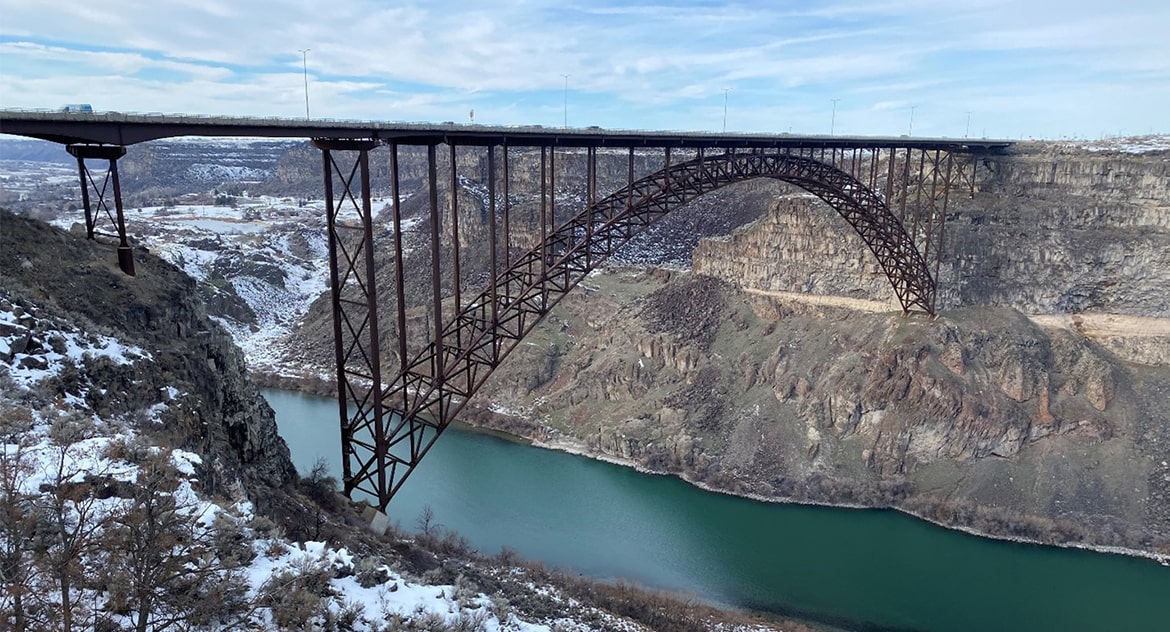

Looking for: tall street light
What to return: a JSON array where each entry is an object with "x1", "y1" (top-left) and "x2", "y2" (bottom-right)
[
  {"x1": 908, "y1": 105, "x2": 916, "y2": 136},
  {"x1": 298, "y1": 49, "x2": 311, "y2": 119},
  {"x1": 561, "y1": 74, "x2": 570, "y2": 128},
  {"x1": 722, "y1": 88, "x2": 731, "y2": 133},
  {"x1": 830, "y1": 98, "x2": 840, "y2": 135},
  {"x1": 965, "y1": 111, "x2": 972, "y2": 138}
]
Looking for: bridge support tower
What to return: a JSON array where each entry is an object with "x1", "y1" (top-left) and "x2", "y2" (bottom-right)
[
  {"x1": 313, "y1": 138, "x2": 393, "y2": 503},
  {"x1": 66, "y1": 143, "x2": 135, "y2": 275}
]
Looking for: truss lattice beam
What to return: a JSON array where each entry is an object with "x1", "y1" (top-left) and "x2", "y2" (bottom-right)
[{"x1": 337, "y1": 146, "x2": 964, "y2": 509}]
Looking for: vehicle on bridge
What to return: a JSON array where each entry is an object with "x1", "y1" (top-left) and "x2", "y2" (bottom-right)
[{"x1": 60, "y1": 103, "x2": 93, "y2": 113}]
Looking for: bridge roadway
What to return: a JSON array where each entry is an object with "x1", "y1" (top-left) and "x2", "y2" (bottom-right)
[{"x1": 0, "y1": 109, "x2": 1011, "y2": 151}]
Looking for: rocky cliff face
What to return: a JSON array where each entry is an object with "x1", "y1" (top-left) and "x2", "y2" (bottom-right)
[
  {"x1": 0, "y1": 211, "x2": 295, "y2": 508},
  {"x1": 696, "y1": 143, "x2": 1170, "y2": 318},
  {"x1": 693, "y1": 196, "x2": 892, "y2": 303},
  {"x1": 455, "y1": 142, "x2": 1170, "y2": 556},
  {"x1": 942, "y1": 144, "x2": 1170, "y2": 316},
  {"x1": 469, "y1": 268, "x2": 1170, "y2": 555}
]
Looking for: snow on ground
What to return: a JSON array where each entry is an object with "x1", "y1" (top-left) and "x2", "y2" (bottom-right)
[
  {"x1": 0, "y1": 290, "x2": 571, "y2": 632},
  {"x1": 187, "y1": 163, "x2": 270, "y2": 182},
  {"x1": 241, "y1": 539, "x2": 555, "y2": 632},
  {"x1": 87, "y1": 198, "x2": 335, "y2": 376},
  {"x1": 1073, "y1": 134, "x2": 1170, "y2": 154},
  {"x1": 4, "y1": 392, "x2": 553, "y2": 630},
  {"x1": 0, "y1": 159, "x2": 77, "y2": 197},
  {"x1": 0, "y1": 298, "x2": 150, "y2": 395},
  {"x1": 115, "y1": 194, "x2": 441, "y2": 380},
  {"x1": 159, "y1": 136, "x2": 293, "y2": 147}
]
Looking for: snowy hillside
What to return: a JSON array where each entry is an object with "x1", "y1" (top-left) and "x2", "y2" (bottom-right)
[
  {"x1": 1072, "y1": 134, "x2": 1170, "y2": 154},
  {"x1": 2, "y1": 286, "x2": 731, "y2": 632},
  {"x1": 44, "y1": 197, "x2": 338, "y2": 378}
]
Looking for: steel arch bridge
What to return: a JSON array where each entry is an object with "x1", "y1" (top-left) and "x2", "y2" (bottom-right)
[
  {"x1": 0, "y1": 110, "x2": 1011, "y2": 511},
  {"x1": 320, "y1": 142, "x2": 979, "y2": 509}
]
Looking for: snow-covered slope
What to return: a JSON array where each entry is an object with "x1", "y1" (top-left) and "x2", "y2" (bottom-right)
[
  {"x1": 0, "y1": 279, "x2": 682, "y2": 632},
  {"x1": 44, "y1": 198, "x2": 334, "y2": 378}
]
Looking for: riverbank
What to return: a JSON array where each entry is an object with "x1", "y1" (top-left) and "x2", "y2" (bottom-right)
[
  {"x1": 528, "y1": 419, "x2": 1170, "y2": 569},
  {"x1": 256, "y1": 371, "x2": 1170, "y2": 569},
  {"x1": 265, "y1": 385, "x2": 1170, "y2": 632}
]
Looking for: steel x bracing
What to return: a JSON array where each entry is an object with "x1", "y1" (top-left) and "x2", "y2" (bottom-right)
[
  {"x1": 327, "y1": 144, "x2": 977, "y2": 509},
  {"x1": 66, "y1": 143, "x2": 135, "y2": 275},
  {"x1": 315, "y1": 139, "x2": 391, "y2": 502}
]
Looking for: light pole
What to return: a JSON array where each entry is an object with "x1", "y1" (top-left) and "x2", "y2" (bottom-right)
[
  {"x1": 298, "y1": 49, "x2": 311, "y2": 119},
  {"x1": 722, "y1": 88, "x2": 730, "y2": 133},
  {"x1": 965, "y1": 111, "x2": 972, "y2": 138},
  {"x1": 561, "y1": 74, "x2": 570, "y2": 128},
  {"x1": 830, "y1": 98, "x2": 840, "y2": 135},
  {"x1": 908, "y1": 105, "x2": 916, "y2": 136}
]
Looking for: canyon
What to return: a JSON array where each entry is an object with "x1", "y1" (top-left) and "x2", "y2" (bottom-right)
[{"x1": 4, "y1": 135, "x2": 1168, "y2": 558}]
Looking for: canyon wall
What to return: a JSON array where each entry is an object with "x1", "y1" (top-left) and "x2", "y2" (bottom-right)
[
  {"x1": 0, "y1": 211, "x2": 296, "y2": 508},
  {"x1": 463, "y1": 142, "x2": 1170, "y2": 555},
  {"x1": 19, "y1": 134, "x2": 1166, "y2": 556},
  {"x1": 696, "y1": 142, "x2": 1170, "y2": 317}
]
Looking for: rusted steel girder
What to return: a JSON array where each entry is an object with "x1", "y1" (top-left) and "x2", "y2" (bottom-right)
[
  {"x1": 811, "y1": 146, "x2": 975, "y2": 314},
  {"x1": 313, "y1": 138, "x2": 390, "y2": 502},
  {"x1": 66, "y1": 143, "x2": 134, "y2": 275},
  {"x1": 335, "y1": 146, "x2": 955, "y2": 510}
]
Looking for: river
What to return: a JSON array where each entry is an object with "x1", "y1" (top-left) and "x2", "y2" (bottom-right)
[{"x1": 263, "y1": 389, "x2": 1170, "y2": 631}]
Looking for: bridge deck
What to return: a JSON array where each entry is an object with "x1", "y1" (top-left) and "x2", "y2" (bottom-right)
[{"x1": 0, "y1": 109, "x2": 1013, "y2": 151}]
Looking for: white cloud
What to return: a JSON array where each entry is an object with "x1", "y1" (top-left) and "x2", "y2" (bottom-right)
[
  {"x1": 0, "y1": 0, "x2": 1167, "y2": 138},
  {"x1": 0, "y1": 42, "x2": 233, "y2": 81}
]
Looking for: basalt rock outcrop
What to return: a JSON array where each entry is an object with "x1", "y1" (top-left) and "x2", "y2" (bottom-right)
[
  {"x1": 696, "y1": 143, "x2": 1170, "y2": 318},
  {"x1": 472, "y1": 268, "x2": 1170, "y2": 555},
  {"x1": 0, "y1": 210, "x2": 296, "y2": 508}
]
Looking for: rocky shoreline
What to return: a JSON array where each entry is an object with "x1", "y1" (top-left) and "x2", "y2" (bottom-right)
[
  {"x1": 492, "y1": 406, "x2": 1170, "y2": 567},
  {"x1": 254, "y1": 367, "x2": 1170, "y2": 570},
  {"x1": 544, "y1": 435, "x2": 1170, "y2": 567}
]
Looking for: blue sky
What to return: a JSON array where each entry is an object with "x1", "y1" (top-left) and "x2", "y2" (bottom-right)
[{"x1": 0, "y1": 0, "x2": 1167, "y2": 139}]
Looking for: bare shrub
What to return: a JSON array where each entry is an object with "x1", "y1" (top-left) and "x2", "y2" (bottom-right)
[
  {"x1": 301, "y1": 457, "x2": 341, "y2": 512},
  {"x1": 258, "y1": 556, "x2": 334, "y2": 630},
  {"x1": 376, "y1": 610, "x2": 488, "y2": 632},
  {"x1": 102, "y1": 452, "x2": 250, "y2": 631},
  {"x1": 0, "y1": 443, "x2": 45, "y2": 631},
  {"x1": 415, "y1": 504, "x2": 440, "y2": 537}
]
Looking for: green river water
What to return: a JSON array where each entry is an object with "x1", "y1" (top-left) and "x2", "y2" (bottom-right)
[{"x1": 263, "y1": 389, "x2": 1170, "y2": 631}]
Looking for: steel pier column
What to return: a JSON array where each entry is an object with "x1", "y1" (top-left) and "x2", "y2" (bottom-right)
[
  {"x1": 313, "y1": 138, "x2": 386, "y2": 502},
  {"x1": 66, "y1": 144, "x2": 134, "y2": 275}
]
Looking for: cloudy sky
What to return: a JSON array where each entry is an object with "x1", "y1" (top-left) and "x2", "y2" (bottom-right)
[{"x1": 1, "y1": 0, "x2": 1166, "y2": 139}]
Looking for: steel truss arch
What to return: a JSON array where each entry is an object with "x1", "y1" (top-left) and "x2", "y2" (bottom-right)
[{"x1": 350, "y1": 149, "x2": 937, "y2": 508}]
